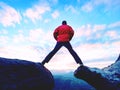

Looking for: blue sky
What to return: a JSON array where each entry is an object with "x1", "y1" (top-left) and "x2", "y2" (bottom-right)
[{"x1": 0, "y1": 0, "x2": 120, "y2": 71}]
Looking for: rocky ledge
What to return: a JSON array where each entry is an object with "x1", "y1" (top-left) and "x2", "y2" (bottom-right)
[
  {"x1": 0, "y1": 57, "x2": 54, "y2": 90},
  {"x1": 74, "y1": 55, "x2": 120, "y2": 90}
]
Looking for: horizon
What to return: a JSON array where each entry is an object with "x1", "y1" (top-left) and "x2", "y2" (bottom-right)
[{"x1": 0, "y1": 0, "x2": 120, "y2": 71}]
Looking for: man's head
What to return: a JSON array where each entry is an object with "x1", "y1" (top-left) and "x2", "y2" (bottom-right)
[{"x1": 62, "y1": 20, "x2": 67, "y2": 25}]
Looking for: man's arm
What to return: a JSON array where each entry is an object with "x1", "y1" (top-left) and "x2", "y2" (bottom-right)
[
  {"x1": 69, "y1": 27, "x2": 74, "y2": 41},
  {"x1": 53, "y1": 28, "x2": 58, "y2": 41}
]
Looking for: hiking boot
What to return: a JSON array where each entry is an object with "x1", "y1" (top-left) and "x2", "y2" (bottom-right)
[{"x1": 41, "y1": 61, "x2": 46, "y2": 65}]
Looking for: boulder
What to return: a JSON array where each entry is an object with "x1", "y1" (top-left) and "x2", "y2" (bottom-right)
[
  {"x1": 74, "y1": 55, "x2": 120, "y2": 90},
  {"x1": 0, "y1": 57, "x2": 54, "y2": 90}
]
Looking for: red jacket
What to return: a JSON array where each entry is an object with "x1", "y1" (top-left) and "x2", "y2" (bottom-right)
[{"x1": 53, "y1": 25, "x2": 74, "y2": 42}]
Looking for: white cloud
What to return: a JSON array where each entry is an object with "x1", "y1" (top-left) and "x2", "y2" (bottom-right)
[
  {"x1": 28, "y1": 29, "x2": 44, "y2": 42},
  {"x1": 105, "y1": 31, "x2": 118, "y2": 39},
  {"x1": 0, "y1": 2, "x2": 21, "y2": 27},
  {"x1": 51, "y1": 10, "x2": 59, "y2": 19},
  {"x1": 27, "y1": 28, "x2": 54, "y2": 47},
  {"x1": 75, "y1": 24, "x2": 93, "y2": 38},
  {"x1": 24, "y1": 3, "x2": 50, "y2": 22},
  {"x1": 81, "y1": 2, "x2": 93, "y2": 12},
  {"x1": 13, "y1": 33, "x2": 26, "y2": 43},
  {"x1": 108, "y1": 21, "x2": 120, "y2": 28},
  {"x1": 75, "y1": 22, "x2": 120, "y2": 41},
  {"x1": 49, "y1": 0, "x2": 58, "y2": 4},
  {"x1": 0, "y1": 45, "x2": 42, "y2": 62},
  {"x1": 65, "y1": 5, "x2": 77, "y2": 13},
  {"x1": 0, "y1": 36, "x2": 9, "y2": 45},
  {"x1": 75, "y1": 24, "x2": 103, "y2": 41},
  {"x1": 0, "y1": 29, "x2": 8, "y2": 34},
  {"x1": 76, "y1": 43, "x2": 118, "y2": 60},
  {"x1": 93, "y1": 24, "x2": 106, "y2": 32},
  {"x1": 81, "y1": 0, "x2": 120, "y2": 12},
  {"x1": 44, "y1": 19, "x2": 50, "y2": 23}
]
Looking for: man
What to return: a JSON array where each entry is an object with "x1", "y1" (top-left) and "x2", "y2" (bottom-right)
[{"x1": 41, "y1": 20, "x2": 83, "y2": 66}]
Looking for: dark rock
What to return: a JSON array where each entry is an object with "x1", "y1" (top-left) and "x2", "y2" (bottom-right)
[
  {"x1": 0, "y1": 57, "x2": 54, "y2": 90},
  {"x1": 74, "y1": 55, "x2": 120, "y2": 90}
]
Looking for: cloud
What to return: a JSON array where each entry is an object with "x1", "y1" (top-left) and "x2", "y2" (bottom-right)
[
  {"x1": 0, "y1": 29, "x2": 8, "y2": 34},
  {"x1": 48, "y1": 0, "x2": 58, "y2": 4},
  {"x1": 0, "y1": 45, "x2": 42, "y2": 62},
  {"x1": 108, "y1": 21, "x2": 120, "y2": 28},
  {"x1": 81, "y1": 2, "x2": 93, "y2": 12},
  {"x1": 66, "y1": 41, "x2": 119, "y2": 69},
  {"x1": 24, "y1": 3, "x2": 50, "y2": 22},
  {"x1": 75, "y1": 24, "x2": 105, "y2": 39},
  {"x1": 51, "y1": 10, "x2": 60, "y2": 19},
  {"x1": 0, "y1": 36, "x2": 9, "y2": 45},
  {"x1": 75, "y1": 24, "x2": 92, "y2": 38},
  {"x1": 105, "y1": 31, "x2": 118, "y2": 39},
  {"x1": 93, "y1": 24, "x2": 106, "y2": 32},
  {"x1": 44, "y1": 19, "x2": 50, "y2": 23},
  {"x1": 65, "y1": 5, "x2": 77, "y2": 13},
  {"x1": 28, "y1": 29, "x2": 44, "y2": 42},
  {"x1": 75, "y1": 21, "x2": 120, "y2": 42},
  {"x1": 0, "y1": 27, "x2": 54, "y2": 49},
  {"x1": 13, "y1": 33, "x2": 26, "y2": 43},
  {"x1": 0, "y1": 2, "x2": 21, "y2": 27},
  {"x1": 27, "y1": 28, "x2": 54, "y2": 48},
  {"x1": 81, "y1": 0, "x2": 120, "y2": 12}
]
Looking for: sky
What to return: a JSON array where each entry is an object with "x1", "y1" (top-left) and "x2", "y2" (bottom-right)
[{"x1": 0, "y1": 0, "x2": 120, "y2": 72}]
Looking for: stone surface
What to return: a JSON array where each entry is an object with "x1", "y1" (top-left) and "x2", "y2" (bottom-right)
[
  {"x1": 0, "y1": 57, "x2": 54, "y2": 90},
  {"x1": 74, "y1": 55, "x2": 120, "y2": 90}
]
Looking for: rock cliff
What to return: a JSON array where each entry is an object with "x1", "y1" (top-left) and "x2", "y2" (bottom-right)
[
  {"x1": 0, "y1": 57, "x2": 54, "y2": 90},
  {"x1": 74, "y1": 55, "x2": 120, "y2": 90}
]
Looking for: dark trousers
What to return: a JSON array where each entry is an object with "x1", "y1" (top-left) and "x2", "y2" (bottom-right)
[{"x1": 43, "y1": 42, "x2": 83, "y2": 64}]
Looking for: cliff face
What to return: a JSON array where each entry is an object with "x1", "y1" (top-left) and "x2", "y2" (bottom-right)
[
  {"x1": 0, "y1": 57, "x2": 54, "y2": 90},
  {"x1": 74, "y1": 55, "x2": 120, "y2": 90}
]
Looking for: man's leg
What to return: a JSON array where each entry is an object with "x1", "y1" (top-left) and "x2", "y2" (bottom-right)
[
  {"x1": 42, "y1": 42, "x2": 62, "y2": 65},
  {"x1": 64, "y1": 42, "x2": 83, "y2": 65}
]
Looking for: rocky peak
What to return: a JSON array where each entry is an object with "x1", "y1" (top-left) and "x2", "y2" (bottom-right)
[
  {"x1": 74, "y1": 55, "x2": 120, "y2": 90},
  {"x1": 116, "y1": 54, "x2": 120, "y2": 62}
]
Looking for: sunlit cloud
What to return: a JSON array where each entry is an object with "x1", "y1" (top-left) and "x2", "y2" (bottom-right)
[
  {"x1": 108, "y1": 21, "x2": 120, "y2": 28},
  {"x1": 105, "y1": 31, "x2": 118, "y2": 39},
  {"x1": 81, "y1": 2, "x2": 93, "y2": 12},
  {"x1": 28, "y1": 29, "x2": 44, "y2": 42},
  {"x1": 0, "y1": 36, "x2": 9, "y2": 45},
  {"x1": 81, "y1": 0, "x2": 120, "y2": 12},
  {"x1": 44, "y1": 19, "x2": 51, "y2": 23},
  {"x1": 75, "y1": 24, "x2": 92, "y2": 38},
  {"x1": 75, "y1": 22, "x2": 120, "y2": 42},
  {"x1": 0, "y1": 46, "x2": 42, "y2": 62},
  {"x1": 0, "y1": 29, "x2": 8, "y2": 34},
  {"x1": 93, "y1": 24, "x2": 106, "y2": 32},
  {"x1": 24, "y1": 3, "x2": 50, "y2": 22},
  {"x1": 13, "y1": 33, "x2": 26, "y2": 43},
  {"x1": 65, "y1": 5, "x2": 77, "y2": 13},
  {"x1": 0, "y1": 2, "x2": 21, "y2": 27},
  {"x1": 51, "y1": 10, "x2": 60, "y2": 19},
  {"x1": 75, "y1": 43, "x2": 120, "y2": 61},
  {"x1": 27, "y1": 28, "x2": 54, "y2": 47}
]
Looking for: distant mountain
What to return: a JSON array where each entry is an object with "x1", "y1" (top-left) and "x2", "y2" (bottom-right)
[
  {"x1": 53, "y1": 72, "x2": 95, "y2": 90},
  {"x1": 74, "y1": 54, "x2": 120, "y2": 90}
]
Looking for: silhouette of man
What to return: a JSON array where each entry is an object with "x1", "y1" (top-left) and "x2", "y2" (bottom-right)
[{"x1": 42, "y1": 20, "x2": 83, "y2": 66}]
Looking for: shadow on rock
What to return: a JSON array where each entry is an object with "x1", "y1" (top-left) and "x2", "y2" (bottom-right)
[
  {"x1": 74, "y1": 55, "x2": 120, "y2": 90},
  {"x1": 0, "y1": 57, "x2": 54, "y2": 90}
]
